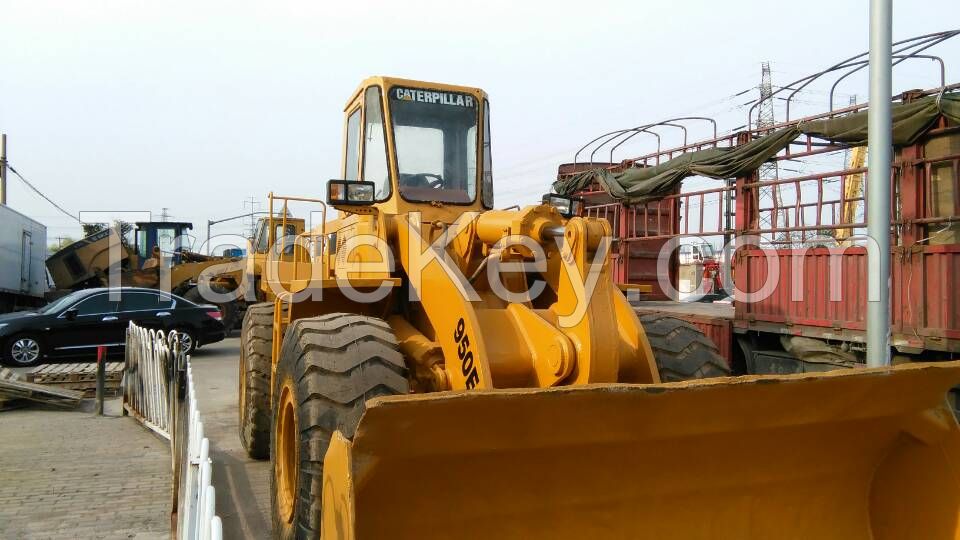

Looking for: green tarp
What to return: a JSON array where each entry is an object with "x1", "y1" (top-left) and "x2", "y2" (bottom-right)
[{"x1": 554, "y1": 92, "x2": 960, "y2": 203}]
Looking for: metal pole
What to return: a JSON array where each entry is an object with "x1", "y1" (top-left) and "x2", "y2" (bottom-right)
[
  {"x1": 96, "y1": 345, "x2": 106, "y2": 415},
  {"x1": 866, "y1": 0, "x2": 892, "y2": 367},
  {"x1": 723, "y1": 178, "x2": 734, "y2": 293},
  {"x1": 204, "y1": 211, "x2": 269, "y2": 256},
  {"x1": 1, "y1": 134, "x2": 7, "y2": 205}
]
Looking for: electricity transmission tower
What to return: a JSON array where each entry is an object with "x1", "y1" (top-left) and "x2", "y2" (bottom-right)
[
  {"x1": 243, "y1": 197, "x2": 261, "y2": 238},
  {"x1": 756, "y1": 62, "x2": 788, "y2": 243}
]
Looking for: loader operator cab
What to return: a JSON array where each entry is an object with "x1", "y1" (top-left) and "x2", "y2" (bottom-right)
[
  {"x1": 250, "y1": 216, "x2": 304, "y2": 255},
  {"x1": 133, "y1": 221, "x2": 194, "y2": 269},
  {"x1": 328, "y1": 77, "x2": 494, "y2": 212}
]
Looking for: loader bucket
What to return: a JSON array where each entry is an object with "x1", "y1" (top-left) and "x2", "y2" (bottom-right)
[{"x1": 321, "y1": 362, "x2": 960, "y2": 540}]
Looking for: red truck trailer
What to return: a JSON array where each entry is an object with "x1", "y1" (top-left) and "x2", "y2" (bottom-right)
[{"x1": 555, "y1": 32, "x2": 960, "y2": 374}]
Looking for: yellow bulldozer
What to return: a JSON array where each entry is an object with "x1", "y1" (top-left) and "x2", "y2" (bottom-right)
[{"x1": 239, "y1": 76, "x2": 960, "y2": 539}]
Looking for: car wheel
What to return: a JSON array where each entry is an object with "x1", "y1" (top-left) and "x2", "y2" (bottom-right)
[
  {"x1": 175, "y1": 329, "x2": 196, "y2": 355},
  {"x1": 8, "y1": 335, "x2": 43, "y2": 367}
]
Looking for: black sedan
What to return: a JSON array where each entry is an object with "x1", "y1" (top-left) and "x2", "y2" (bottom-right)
[{"x1": 0, "y1": 287, "x2": 226, "y2": 367}]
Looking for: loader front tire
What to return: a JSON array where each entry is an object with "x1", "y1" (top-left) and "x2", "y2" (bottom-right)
[
  {"x1": 640, "y1": 313, "x2": 730, "y2": 381},
  {"x1": 239, "y1": 302, "x2": 274, "y2": 460},
  {"x1": 270, "y1": 314, "x2": 409, "y2": 539}
]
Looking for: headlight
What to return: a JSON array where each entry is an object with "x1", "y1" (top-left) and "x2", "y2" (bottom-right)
[
  {"x1": 542, "y1": 193, "x2": 583, "y2": 219},
  {"x1": 328, "y1": 180, "x2": 376, "y2": 205}
]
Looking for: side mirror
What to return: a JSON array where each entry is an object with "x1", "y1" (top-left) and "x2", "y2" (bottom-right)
[
  {"x1": 64, "y1": 309, "x2": 79, "y2": 321},
  {"x1": 542, "y1": 193, "x2": 584, "y2": 219},
  {"x1": 327, "y1": 180, "x2": 376, "y2": 206}
]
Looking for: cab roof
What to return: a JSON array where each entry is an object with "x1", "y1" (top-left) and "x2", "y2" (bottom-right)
[{"x1": 345, "y1": 76, "x2": 488, "y2": 110}]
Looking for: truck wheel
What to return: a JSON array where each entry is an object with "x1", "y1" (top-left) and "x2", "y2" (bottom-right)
[
  {"x1": 239, "y1": 302, "x2": 274, "y2": 460},
  {"x1": 183, "y1": 284, "x2": 239, "y2": 332},
  {"x1": 270, "y1": 314, "x2": 409, "y2": 539},
  {"x1": 639, "y1": 313, "x2": 730, "y2": 381}
]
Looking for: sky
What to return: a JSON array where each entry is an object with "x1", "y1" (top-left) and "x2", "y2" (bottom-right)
[{"x1": 1, "y1": 0, "x2": 958, "y2": 251}]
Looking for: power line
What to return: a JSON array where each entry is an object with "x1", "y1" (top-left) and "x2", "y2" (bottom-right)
[{"x1": 6, "y1": 163, "x2": 81, "y2": 223}]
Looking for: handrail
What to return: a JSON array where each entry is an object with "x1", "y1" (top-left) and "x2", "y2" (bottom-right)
[{"x1": 268, "y1": 192, "x2": 329, "y2": 284}]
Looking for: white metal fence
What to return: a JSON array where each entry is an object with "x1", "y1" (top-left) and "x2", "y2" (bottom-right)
[{"x1": 124, "y1": 323, "x2": 223, "y2": 540}]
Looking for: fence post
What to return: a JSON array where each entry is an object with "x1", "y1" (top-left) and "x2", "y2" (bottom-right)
[
  {"x1": 122, "y1": 326, "x2": 129, "y2": 416},
  {"x1": 96, "y1": 345, "x2": 106, "y2": 416}
]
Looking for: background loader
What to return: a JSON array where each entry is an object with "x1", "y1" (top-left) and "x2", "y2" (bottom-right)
[
  {"x1": 46, "y1": 216, "x2": 305, "y2": 331},
  {"x1": 238, "y1": 76, "x2": 960, "y2": 539}
]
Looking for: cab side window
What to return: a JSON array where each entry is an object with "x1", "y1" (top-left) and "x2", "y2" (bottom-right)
[
  {"x1": 363, "y1": 86, "x2": 391, "y2": 200},
  {"x1": 345, "y1": 108, "x2": 361, "y2": 180},
  {"x1": 481, "y1": 99, "x2": 494, "y2": 208}
]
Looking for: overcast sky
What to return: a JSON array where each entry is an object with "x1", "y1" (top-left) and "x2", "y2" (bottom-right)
[{"x1": 2, "y1": 0, "x2": 957, "y2": 249}]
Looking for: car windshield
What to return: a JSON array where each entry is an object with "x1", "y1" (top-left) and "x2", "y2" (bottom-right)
[
  {"x1": 389, "y1": 87, "x2": 478, "y2": 204},
  {"x1": 39, "y1": 291, "x2": 89, "y2": 314}
]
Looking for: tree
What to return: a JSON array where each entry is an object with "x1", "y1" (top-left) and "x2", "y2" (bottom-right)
[
  {"x1": 114, "y1": 220, "x2": 133, "y2": 248},
  {"x1": 81, "y1": 222, "x2": 107, "y2": 238},
  {"x1": 79, "y1": 220, "x2": 133, "y2": 248},
  {"x1": 48, "y1": 237, "x2": 75, "y2": 254}
]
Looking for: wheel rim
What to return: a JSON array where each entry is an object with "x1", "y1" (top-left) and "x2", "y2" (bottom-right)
[
  {"x1": 276, "y1": 384, "x2": 298, "y2": 523},
  {"x1": 10, "y1": 338, "x2": 39, "y2": 365},
  {"x1": 179, "y1": 333, "x2": 193, "y2": 353}
]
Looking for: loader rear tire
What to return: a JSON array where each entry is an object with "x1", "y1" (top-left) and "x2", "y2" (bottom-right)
[
  {"x1": 239, "y1": 302, "x2": 274, "y2": 460},
  {"x1": 270, "y1": 314, "x2": 409, "y2": 539},
  {"x1": 183, "y1": 283, "x2": 240, "y2": 332},
  {"x1": 640, "y1": 313, "x2": 730, "y2": 381}
]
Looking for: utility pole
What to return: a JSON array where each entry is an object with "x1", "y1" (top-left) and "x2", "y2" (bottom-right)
[
  {"x1": 866, "y1": 0, "x2": 892, "y2": 367},
  {"x1": 1, "y1": 134, "x2": 7, "y2": 205},
  {"x1": 207, "y1": 211, "x2": 269, "y2": 255},
  {"x1": 159, "y1": 207, "x2": 171, "y2": 222}
]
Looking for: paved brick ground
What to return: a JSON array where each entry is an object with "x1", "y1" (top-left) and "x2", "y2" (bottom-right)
[{"x1": 0, "y1": 398, "x2": 170, "y2": 539}]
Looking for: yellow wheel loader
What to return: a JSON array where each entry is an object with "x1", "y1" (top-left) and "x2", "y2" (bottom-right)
[{"x1": 240, "y1": 77, "x2": 960, "y2": 539}]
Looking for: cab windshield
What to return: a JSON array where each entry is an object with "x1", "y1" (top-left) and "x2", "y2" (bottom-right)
[{"x1": 389, "y1": 87, "x2": 478, "y2": 204}]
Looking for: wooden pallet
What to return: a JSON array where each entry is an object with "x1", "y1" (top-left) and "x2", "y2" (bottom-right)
[
  {"x1": 0, "y1": 368, "x2": 27, "y2": 409},
  {"x1": 25, "y1": 362, "x2": 125, "y2": 397},
  {"x1": 27, "y1": 362, "x2": 125, "y2": 384},
  {"x1": 0, "y1": 367, "x2": 83, "y2": 408}
]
